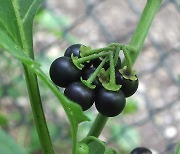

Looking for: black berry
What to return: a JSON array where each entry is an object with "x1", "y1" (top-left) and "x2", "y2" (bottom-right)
[
  {"x1": 49, "y1": 57, "x2": 81, "y2": 87},
  {"x1": 95, "y1": 88, "x2": 126, "y2": 117},
  {"x1": 64, "y1": 82, "x2": 95, "y2": 111}
]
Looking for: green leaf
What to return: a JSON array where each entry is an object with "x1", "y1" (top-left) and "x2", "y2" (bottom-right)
[
  {"x1": 175, "y1": 143, "x2": 180, "y2": 154},
  {"x1": 0, "y1": 0, "x2": 43, "y2": 53},
  {"x1": 0, "y1": 129, "x2": 27, "y2": 154}
]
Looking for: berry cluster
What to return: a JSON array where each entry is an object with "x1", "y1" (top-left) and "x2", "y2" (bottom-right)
[{"x1": 49, "y1": 44, "x2": 138, "y2": 117}]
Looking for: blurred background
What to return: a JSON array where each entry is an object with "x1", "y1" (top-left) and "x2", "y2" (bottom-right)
[{"x1": 0, "y1": 0, "x2": 180, "y2": 153}]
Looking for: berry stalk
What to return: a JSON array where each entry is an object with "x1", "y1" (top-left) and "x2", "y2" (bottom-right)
[
  {"x1": 87, "y1": 58, "x2": 108, "y2": 84},
  {"x1": 81, "y1": 57, "x2": 108, "y2": 89},
  {"x1": 87, "y1": 113, "x2": 108, "y2": 137},
  {"x1": 80, "y1": 46, "x2": 115, "y2": 57}
]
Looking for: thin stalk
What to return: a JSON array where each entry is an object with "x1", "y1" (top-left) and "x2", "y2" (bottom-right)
[
  {"x1": 77, "y1": 52, "x2": 109, "y2": 64},
  {"x1": 81, "y1": 47, "x2": 114, "y2": 57},
  {"x1": 109, "y1": 52, "x2": 116, "y2": 85},
  {"x1": 123, "y1": 0, "x2": 162, "y2": 66},
  {"x1": 87, "y1": 57, "x2": 107, "y2": 84},
  {"x1": 114, "y1": 47, "x2": 120, "y2": 66},
  {"x1": 87, "y1": 113, "x2": 108, "y2": 138}
]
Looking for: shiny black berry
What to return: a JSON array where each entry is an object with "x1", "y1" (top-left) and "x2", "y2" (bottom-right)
[
  {"x1": 64, "y1": 82, "x2": 95, "y2": 111},
  {"x1": 49, "y1": 57, "x2": 81, "y2": 87},
  {"x1": 116, "y1": 72, "x2": 138, "y2": 97},
  {"x1": 64, "y1": 44, "x2": 82, "y2": 57},
  {"x1": 130, "y1": 147, "x2": 152, "y2": 154},
  {"x1": 95, "y1": 88, "x2": 126, "y2": 117}
]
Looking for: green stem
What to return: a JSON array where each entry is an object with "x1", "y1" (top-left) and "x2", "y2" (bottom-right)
[
  {"x1": 109, "y1": 52, "x2": 116, "y2": 85},
  {"x1": 77, "y1": 52, "x2": 109, "y2": 64},
  {"x1": 81, "y1": 47, "x2": 114, "y2": 57},
  {"x1": 23, "y1": 66, "x2": 54, "y2": 154},
  {"x1": 123, "y1": 0, "x2": 162, "y2": 66},
  {"x1": 113, "y1": 48, "x2": 120, "y2": 68},
  {"x1": 87, "y1": 57, "x2": 108, "y2": 84},
  {"x1": 87, "y1": 113, "x2": 108, "y2": 138}
]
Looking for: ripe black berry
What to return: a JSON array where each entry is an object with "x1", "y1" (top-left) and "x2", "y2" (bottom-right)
[
  {"x1": 64, "y1": 82, "x2": 95, "y2": 111},
  {"x1": 95, "y1": 88, "x2": 126, "y2": 117},
  {"x1": 116, "y1": 71, "x2": 138, "y2": 97},
  {"x1": 49, "y1": 57, "x2": 81, "y2": 87},
  {"x1": 64, "y1": 44, "x2": 82, "y2": 57},
  {"x1": 130, "y1": 147, "x2": 152, "y2": 154}
]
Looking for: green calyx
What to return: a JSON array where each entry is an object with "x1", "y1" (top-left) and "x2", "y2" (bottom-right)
[
  {"x1": 81, "y1": 77, "x2": 96, "y2": 89},
  {"x1": 119, "y1": 66, "x2": 137, "y2": 80}
]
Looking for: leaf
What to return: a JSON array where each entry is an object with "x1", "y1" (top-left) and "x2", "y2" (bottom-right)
[
  {"x1": 0, "y1": 0, "x2": 43, "y2": 52},
  {"x1": 0, "y1": 129, "x2": 27, "y2": 154}
]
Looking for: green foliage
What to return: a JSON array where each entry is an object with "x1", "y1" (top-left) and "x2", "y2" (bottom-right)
[{"x1": 0, "y1": 129, "x2": 27, "y2": 154}]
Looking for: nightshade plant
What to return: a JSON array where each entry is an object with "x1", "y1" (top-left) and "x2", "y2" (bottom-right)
[{"x1": 1, "y1": 0, "x2": 175, "y2": 154}]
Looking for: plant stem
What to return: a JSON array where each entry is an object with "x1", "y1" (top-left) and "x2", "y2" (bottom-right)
[
  {"x1": 14, "y1": 1, "x2": 55, "y2": 151},
  {"x1": 87, "y1": 57, "x2": 107, "y2": 84},
  {"x1": 123, "y1": 0, "x2": 162, "y2": 66},
  {"x1": 114, "y1": 47, "x2": 120, "y2": 66},
  {"x1": 87, "y1": 113, "x2": 108, "y2": 138},
  {"x1": 109, "y1": 52, "x2": 116, "y2": 85},
  {"x1": 23, "y1": 66, "x2": 54, "y2": 154},
  {"x1": 81, "y1": 47, "x2": 114, "y2": 57},
  {"x1": 77, "y1": 52, "x2": 109, "y2": 64}
]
